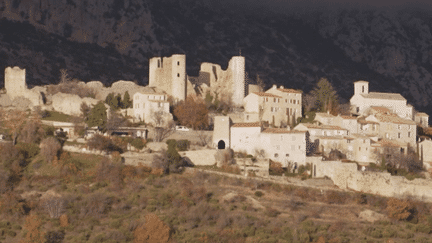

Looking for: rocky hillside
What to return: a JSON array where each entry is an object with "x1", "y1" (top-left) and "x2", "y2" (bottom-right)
[{"x1": 1, "y1": 0, "x2": 432, "y2": 114}]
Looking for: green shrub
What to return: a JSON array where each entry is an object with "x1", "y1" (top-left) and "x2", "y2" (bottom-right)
[
  {"x1": 6, "y1": 230, "x2": 16, "y2": 237},
  {"x1": 131, "y1": 138, "x2": 146, "y2": 150},
  {"x1": 416, "y1": 224, "x2": 431, "y2": 234},
  {"x1": 0, "y1": 221, "x2": 10, "y2": 228},
  {"x1": 110, "y1": 220, "x2": 122, "y2": 229},
  {"x1": 176, "y1": 140, "x2": 190, "y2": 151},
  {"x1": 254, "y1": 191, "x2": 264, "y2": 197}
]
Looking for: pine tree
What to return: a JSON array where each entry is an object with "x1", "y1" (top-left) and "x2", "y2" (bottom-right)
[
  {"x1": 86, "y1": 102, "x2": 107, "y2": 131},
  {"x1": 309, "y1": 78, "x2": 340, "y2": 115},
  {"x1": 122, "y1": 91, "x2": 132, "y2": 108}
]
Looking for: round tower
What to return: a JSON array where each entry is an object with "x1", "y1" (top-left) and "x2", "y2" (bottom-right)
[
  {"x1": 230, "y1": 56, "x2": 245, "y2": 107},
  {"x1": 354, "y1": 80, "x2": 369, "y2": 95},
  {"x1": 171, "y1": 54, "x2": 187, "y2": 102}
]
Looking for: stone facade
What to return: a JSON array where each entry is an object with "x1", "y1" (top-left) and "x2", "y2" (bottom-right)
[
  {"x1": 52, "y1": 92, "x2": 99, "y2": 116},
  {"x1": 350, "y1": 81, "x2": 413, "y2": 119},
  {"x1": 212, "y1": 116, "x2": 231, "y2": 149},
  {"x1": 133, "y1": 91, "x2": 172, "y2": 127},
  {"x1": 4, "y1": 66, "x2": 43, "y2": 108},
  {"x1": 197, "y1": 56, "x2": 245, "y2": 107},
  {"x1": 149, "y1": 54, "x2": 187, "y2": 102}
]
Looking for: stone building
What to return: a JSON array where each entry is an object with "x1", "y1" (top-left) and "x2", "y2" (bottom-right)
[
  {"x1": 133, "y1": 91, "x2": 172, "y2": 127},
  {"x1": 4, "y1": 66, "x2": 43, "y2": 107},
  {"x1": 148, "y1": 54, "x2": 187, "y2": 102},
  {"x1": 265, "y1": 85, "x2": 302, "y2": 126},
  {"x1": 195, "y1": 56, "x2": 246, "y2": 107},
  {"x1": 243, "y1": 85, "x2": 301, "y2": 127},
  {"x1": 213, "y1": 118, "x2": 307, "y2": 167},
  {"x1": 415, "y1": 112, "x2": 429, "y2": 128},
  {"x1": 350, "y1": 81, "x2": 413, "y2": 119}
]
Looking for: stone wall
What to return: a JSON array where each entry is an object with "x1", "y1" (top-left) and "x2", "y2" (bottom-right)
[
  {"x1": 52, "y1": 92, "x2": 100, "y2": 116},
  {"x1": 179, "y1": 149, "x2": 218, "y2": 166},
  {"x1": 314, "y1": 159, "x2": 432, "y2": 202}
]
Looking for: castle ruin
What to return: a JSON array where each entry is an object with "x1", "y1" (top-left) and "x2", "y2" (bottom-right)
[
  {"x1": 4, "y1": 66, "x2": 43, "y2": 107},
  {"x1": 149, "y1": 54, "x2": 187, "y2": 102},
  {"x1": 148, "y1": 54, "x2": 246, "y2": 107},
  {"x1": 197, "y1": 56, "x2": 245, "y2": 107}
]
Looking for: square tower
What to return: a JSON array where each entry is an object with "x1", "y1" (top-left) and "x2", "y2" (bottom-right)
[
  {"x1": 213, "y1": 116, "x2": 231, "y2": 149},
  {"x1": 354, "y1": 81, "x2": 369, "y2": 95},
  {"x1": 5, "y1": 66, "x2": 26, "y2": 98}
]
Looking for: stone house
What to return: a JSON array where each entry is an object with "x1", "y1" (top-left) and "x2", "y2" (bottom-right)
[
  {"x1": 415, "y1": 112, "x2": 429, "y2": 128},
  {"x1": 133, "y1": 91, "x2": 172, "y2": 127},
  {"x1": 350, "y1": 81, "x2": 413, "y2": 119},
  {"x1": 230, "y1": 122, "x2": 262, "y2": 155},
  {"x1": 243, "y1": 92, "x2": 284, "y2": 126},
  {"x1": 293, "y1": 123, "x2": 348, "y2": 156},
  {"x1": 243, "y1": 85, "x2": 302, "y2": 127},
  {"x1": 265, "y1": 85, "x2": 302, "y2": 126},
  {"x1": 260, "y1": 128, "x2": 306, "y2": 167},
  {"x1": 363, "y1": 112, "x2": 416, "y2": 147}
]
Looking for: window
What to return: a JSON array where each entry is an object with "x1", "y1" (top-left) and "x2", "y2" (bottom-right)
[
  {"x1": 285, "y1": 99, "x2": 287, "y2": 103},
  {"x1": 177, "y1": 73, "x2": 180, "y2": 77},
  {"x1": 246, "y1": 115, "x2": 249, "y2": 120},
  {"x1": 298, "y1": 145, "x2": 301, "y2": 150},
  {"x1": 347, "y1": 139, "x2": 351, "y2": 143},
  {"x1": 286, "y1": 154, "x2": 289, "y2": 157},
  {"x1": 363, "y1": 139, "x2": 365, "y2": 143},
  {"x1": 177, "y1": 61, "x2": 180, "y2": 65},
  {"x1": 408, "y1": 132, "x2": 411, "y2": 137},
  {"x1": 362, "y1": 86, "x2": 365, "y2": 93},
  {"x1": 265, "y1": 98, "x2": 268, "y2": 102},
  {"x1": 398, "y1": 133, "x2": 401, "y2": 138},
  {"x1": 274, "y1": 153, "x2": 279, "y2": 158},
  {"x1": 356, "y1": 107, "x2": 360, "y2": 113},
  {"x1": 398, "y1": 125, "x2": 401, "y2": 130},
  {"x1": 359, "y1": 147, "x2": 361, "y2": 151},
  {"x1": 274, "y1": 98, "x2": 276, "y2": 102}
]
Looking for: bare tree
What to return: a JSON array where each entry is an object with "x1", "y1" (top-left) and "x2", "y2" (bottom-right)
[
  {"x1": 303, "y1": 93, "x2": 317, "y2": 113},
  {"x1": 1, "y1": 109, "x2": 26, "y2": 145},
  {"x1": 40, "y1": 137, "x2": 61, "y2": 163},
  {"x1": 374, "y1": 145, "x2": 423, "y2": 173},
  {"x1": 153, "y1": 121, "x2": 176, "y2": 142},
  {"x1": 197, "y1": 128, "x2": 211, "y2": 147},
  {"x1": 42, "y1": 196, "x2": 64, "y2": 219},
  {"x1": 60, "y1": 69, "x2": 71, "y2": 84},
  {"x1": 106, "y1": 109, "x2": 128, "y2": 135}
]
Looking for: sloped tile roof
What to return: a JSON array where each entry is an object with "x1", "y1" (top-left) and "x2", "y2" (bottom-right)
[
  {"x1": 252, "y1": 92, "x2": 282, "y2": 98},
  {"x1": 361, "y1": 92, "x2": 406, "y2": 101},
  {"x1": 375, "y1": 113, "x2": 416, "y2": 125},
  {"x1": 262, "y1": 128, "x2": 305, "y2": 134},
  {"x1": 416, "y1": 112, "x2": 429, "y2": 117},
  {"x1": 370, "y1": 106, "x2": 392, "y2": 114},
  {"x1": 232, "y1": 122, "x2": 261, "y2": 127},
  {"x1": 277, "y1": 88, "x2": 302, "y2": 94}
]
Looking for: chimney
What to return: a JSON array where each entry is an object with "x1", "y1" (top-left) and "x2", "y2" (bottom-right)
[
  {"x1": 280, "y1": 85, "x2": 284, "y2": 89},
  {"x1": 272, "y1": 84, "x2": 277, "y2": 89}
]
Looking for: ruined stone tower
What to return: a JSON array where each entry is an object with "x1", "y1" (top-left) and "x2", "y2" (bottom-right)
[
  {"x1": 5, "y1": 66, "x2": 26, "y2": 98},
  {"x1": 149, "y1": 54, "x2": 186, "y2": 102}
]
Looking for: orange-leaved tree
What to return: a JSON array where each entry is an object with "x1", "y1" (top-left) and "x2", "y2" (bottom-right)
[{"x1": 173, "y1": 95, "x2": 209, "y2": 130}]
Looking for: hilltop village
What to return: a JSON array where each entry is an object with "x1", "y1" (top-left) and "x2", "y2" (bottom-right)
[
  {"x1": 5, "y1": 54, "x2": 432, "y2": 242},
  {"x1": 2, "y1": 54, "x2": 432, "y2": 201}
]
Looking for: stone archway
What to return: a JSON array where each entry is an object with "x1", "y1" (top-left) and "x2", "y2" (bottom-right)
[{"x1": 217, "y1": 140, "x2": 226, "y2": 149}]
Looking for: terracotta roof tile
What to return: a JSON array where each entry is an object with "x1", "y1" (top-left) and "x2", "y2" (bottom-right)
[
  {"x1": 416, "y1": 112, "x2": 429, "y2": 117},
  {"x1": 252, "y1": 92, "x2": 282, "y2": 98},
  {"x1": 361, "y1": 92, "x2": 406, "y2": 101},
  {"x1": 375, "y1": 113, "x2": 416, "y2": 125},
  {"x1": 232, "y1": 122, "x2": 261, "y2": 128},
  {"x1": 276, "y1": 88, "x2": 302, "y2": 94},
  {"x1": 262, "y1": 128, "x2": 305, "y2": 134}
]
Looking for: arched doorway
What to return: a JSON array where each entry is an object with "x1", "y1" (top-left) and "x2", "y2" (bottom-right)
[{"x1": 217, "y1": 140, "x2": 225, "y2": 149}]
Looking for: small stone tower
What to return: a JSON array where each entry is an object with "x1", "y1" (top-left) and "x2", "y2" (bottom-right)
[
  {"x1": 5, "y1": 66, "x2": 26, "y2": 98},
  {"x1": 213, "y1": 116, "x2": 231, "y2": 149},
  {"x1": 354, "y1": 80, "x2": 369, "y2": 95}
]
